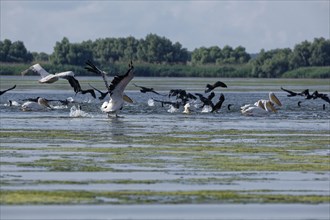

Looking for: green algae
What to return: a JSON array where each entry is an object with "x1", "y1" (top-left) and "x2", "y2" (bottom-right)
[
  {"x1": 1, "y1": 190, "x2": 328, "y2": 205},
  {"x1": 1, "y1": 127, "x2": 329, "y2": 205}
]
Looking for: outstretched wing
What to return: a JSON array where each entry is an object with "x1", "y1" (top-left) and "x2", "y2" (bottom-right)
[
  {"x1": 85, "y1": 60, "x2": 110, "y2": 93},
  {"x1": 280, "y1": 87, "x2": 297, "y2": 97},
  {"x1": 214, "y1": 81, "x2": 227, "y2": 88},
  {"x1": 109, "y1": 62, "x2": 134, "y2": 97},
  {"x1": 80, "y1": 89, "x2": 96, "y2": 99},
  {"x1": 60, "y1": 74, "x2": 82, "y2": 93},
  {"x1": 0, "y1": 85, "x2": 16, "y2": 96},
  {"x1": 22, "y1": 64, "x2": 50, "y2": 78},
  {"x1": 88, "y1": 83, "x2": 109, "y2": 100}
]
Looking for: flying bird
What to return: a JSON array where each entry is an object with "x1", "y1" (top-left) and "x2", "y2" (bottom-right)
[
  {"x1": 195, "y1": 92, "x2": 215, "y2": 108},
  {"x1": 280, "y1": 87, "x2": 301, "y2": 97},
  {"x1": 211, "y1": 93, "x2": 225, "y2": 113},
  {"x1": 311, "y1": 90, "x2": 330, "y2": 104},
  {"x1": 21, "y1": 64, "x2": 96, "y2": 98},
  {"x1": 133, "y1": 83, "x2": 163, "y2": 95},
  {"x1": 205, "y1": 81, "x2": 227, "y2": 93},
  {"x1": 88, "y1": 83, "x2": 109, "y2": 100},
  {"x1": 0, "y1": 85, "x2": 16, "y2": 96},
  {"x1": 85, "y1": 60, "x2": 134, "y2": 117}
]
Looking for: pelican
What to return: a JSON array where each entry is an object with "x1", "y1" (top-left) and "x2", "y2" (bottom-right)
[
  {"x1": 21, "y1": 97, "x2": 51, "y2": 111},
  {"x1": 183, "y1": 103, "x2": 191, "y2": 114},
  {"x1": 205, "y1": 81, "x2": 227, "y2": 93},
  {"x1": 22, "y1": 64, "x2": 96, "y2": 98},
  {"x1": 0, "y1": 85, "x2": 16, "y2": 96},
  {"x1": 241, "y1": 92, "x2": 281, "y2": 116},
  {"x1": 85, "y1": 60, "x2": 134, "y2": 117}
]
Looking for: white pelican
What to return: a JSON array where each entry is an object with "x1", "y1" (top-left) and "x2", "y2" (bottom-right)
[
  {"x1": 183, "y1": 103, "x2": 191, "y2": 114},
  {"x1": 21, "y1": 64, "x2": 96, "y2": 98},
  {"x1": 0, "y1": 85, "x2": 16, "y2": 96},
  {"x1": 241, "y1": 92, "x2": 282, "y2": 116},
  {"x1": 85, "y1": 60, "x2": 134, "y2": 117},
  {"x1": 21, "y1": 97, "x2": 51, "y2": 111}
]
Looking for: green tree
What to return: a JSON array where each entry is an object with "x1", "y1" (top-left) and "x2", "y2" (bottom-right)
[
  {"x1": 0, "y1": 39, "x2": 33, "y2": 62},
  {"x1": 309, "y1": 37, "x2": 330, "y2": 66},
  {"x1": 289, "y1": 40, "x2": 311, "y2": 68},
  {"x1": 51, "y1": 37, "x2": 71, "y2": 64}
]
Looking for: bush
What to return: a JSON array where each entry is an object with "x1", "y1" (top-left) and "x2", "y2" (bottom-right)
[{"x1": 281, "y1": 66, "x2": 330, "y2": 78}]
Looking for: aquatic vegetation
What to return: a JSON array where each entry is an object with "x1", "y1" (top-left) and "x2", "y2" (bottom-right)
[
  {"x1": 1, "y1": 77, "x2": 329, "y2": 206},
  {"x1": 1, "y1": 190, "x2": 328, "y2": 205}
]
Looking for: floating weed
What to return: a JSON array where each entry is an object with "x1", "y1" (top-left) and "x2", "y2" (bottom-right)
[
  {"x1": 1, "y1": 127, "x2": 329, "y2": 204},
  {"x1": 1, "y1": 190, "x2": 328, "y2": 205}
]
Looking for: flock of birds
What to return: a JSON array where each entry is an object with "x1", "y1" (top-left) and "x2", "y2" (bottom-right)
[{"x1": 0, "y1": 61, "x2": 329, "y2": 117}]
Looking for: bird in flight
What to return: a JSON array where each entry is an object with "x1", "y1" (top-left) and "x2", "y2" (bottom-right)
[
  {"x1": 85, "y1": 60, "x2": 134, "y2": 117},
  {"x1": 21, "y1": 64, "x2": 95, "y2": 98},
  {"x1": 0, "y1": 85, "x2": 16, "y2": 96},
  {"x1": 205, "y1": 81, "x2": 227, "y2": 93}
]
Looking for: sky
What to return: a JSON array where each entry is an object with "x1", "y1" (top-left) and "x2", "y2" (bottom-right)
[{"x1": 1, "y1": 0, "x2": 329, "y2": 54}]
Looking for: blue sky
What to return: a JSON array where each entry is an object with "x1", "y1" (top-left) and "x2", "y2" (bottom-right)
[{"x1": 1, "y1": 0, "x2": 329, "y2": 54}]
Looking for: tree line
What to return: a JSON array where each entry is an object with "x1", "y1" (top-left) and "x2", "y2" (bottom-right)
[{"x1": 0, "y1": 34, "x2": 329, "y2": 78}]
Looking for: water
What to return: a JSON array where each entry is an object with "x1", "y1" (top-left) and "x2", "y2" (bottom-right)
[{"x1": 0, "y1": 76, "x2": 329, "y2": 219}]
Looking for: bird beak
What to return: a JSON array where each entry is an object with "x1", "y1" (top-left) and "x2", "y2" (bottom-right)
[
  {"x1": 123, "y1": 94, "x2": 134, "y2": 103},
  {"x1": 269, "y1": 92, "x2": 282, "y2": 106}
]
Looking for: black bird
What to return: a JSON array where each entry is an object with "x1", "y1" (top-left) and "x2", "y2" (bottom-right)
[
  {"x1": 22, "y1": 97, "x2": 40, "y2": 102},
  {"x1": 88, "y1": 83, "x2": 109, "y2": 100},
  {"x1": 312, "y1": 91, "x2": 330, "y2": 104},
  {"x1": 0, "y1": 85, "x2": 16, "y2": 96},
  {"x1": 133, "y1": 83, "x2": 163, "y2": 95},
  {"x1": 78, "y1": 88, "x2": 96, "y2": 98},
  {"x1": 211, "y1": 93, "x2": 225, "y2": 113},
  {"x1": 205, "y1": 81, "x2": 227, "y2": 93},
  {"x1": 280, "y1": 87, "x2": 301, "y2": 97},
  {"x1": 297, "y1": 101, "x2": 302, "y2": 107},
  {"x1": 168, "y1": 89, "x2": 196, "y2": 104},
  {"x1": 300, "y1": 89, "x2": 313, "y2": 99},
  {"x1": 227, "y1": 104, "x2": 233, "y2": 110},
  {"x1": 168, "y1": 89, "x2": 186, "y2": 99},
  {"x1": 195, "y1": 92, "x2": 215, "y2": 108}
]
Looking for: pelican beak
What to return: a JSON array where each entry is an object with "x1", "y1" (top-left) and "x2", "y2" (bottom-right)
[
  {"x1": 123, "y1": 94, "x2": 134, "y2": 103},
  {"x1": 269, "y1": 92, "x2": 282, "y2": 106}
]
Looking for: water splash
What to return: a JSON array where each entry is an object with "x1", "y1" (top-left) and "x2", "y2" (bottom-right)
[
  {"x1": 148, "y1": 99, "x2": 155, "y2": 107},
  {"x1": 69, "y1": 105, "x2": 92, "y2": 118}
]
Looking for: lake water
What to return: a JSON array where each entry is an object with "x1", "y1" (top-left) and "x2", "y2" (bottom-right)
[{"x1": 0, "y1": 76, "x2": 329, "y2": 219}]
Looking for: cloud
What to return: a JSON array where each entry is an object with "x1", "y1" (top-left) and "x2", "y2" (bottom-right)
[{"x1": 1, "y1": 0, "x2": 329, "y2": 54}]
